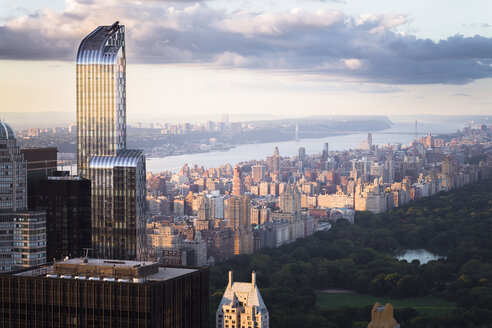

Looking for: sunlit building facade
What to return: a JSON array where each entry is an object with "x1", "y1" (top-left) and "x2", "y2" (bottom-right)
[
  {"x1": 77, "y1": 22, "x2": 146, "y2": 260},
  {"x1": 76, "y1": 22, "x2": 126, "y2": 178},
  {"x1": 368, "y1": 302, "x2": 400, "y2": 328},
  {"x1": 216, "y1": 271, "x2": 269, "y2": 328}
]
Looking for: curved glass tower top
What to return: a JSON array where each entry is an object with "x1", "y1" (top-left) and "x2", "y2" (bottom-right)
[
  {"x1": 76, "y1": 21, "x2": 125, "y2": 65},
  {"x1": 76, "y1": 22, "x2": 126, "y2": 178}
]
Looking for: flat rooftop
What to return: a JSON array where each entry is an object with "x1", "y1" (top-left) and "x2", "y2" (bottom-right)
[
  {"x1": 14, "y1": 263, "x2": 198, "y2": 283},
  {"x1": 147, "y1": 267, "x2": 198, "y2": 281}
]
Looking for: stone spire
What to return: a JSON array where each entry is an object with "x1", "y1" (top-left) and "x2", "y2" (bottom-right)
[{"x1": 228, "y1": 270, "x2": 233, "y2": 288}]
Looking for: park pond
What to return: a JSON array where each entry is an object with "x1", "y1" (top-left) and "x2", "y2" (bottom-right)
[{"x1": 396, "y1": 249, "x2": 446, "y2": 264}]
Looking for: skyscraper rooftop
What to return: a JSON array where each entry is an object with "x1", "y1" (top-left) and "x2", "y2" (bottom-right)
[
  {"x1": 0, "y1": 121, "x2": 15, "y2": 139},
  {"x1": 76, "y1": 21, "x2": 125, "y2": 65},
  {"x1": 12, "y1": 258, "x2": 198, "y2": 283}
]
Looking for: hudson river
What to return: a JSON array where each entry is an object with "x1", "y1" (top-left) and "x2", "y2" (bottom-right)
[{"x1": 147, "y1": 121, "x2": 459, "y2": 173}]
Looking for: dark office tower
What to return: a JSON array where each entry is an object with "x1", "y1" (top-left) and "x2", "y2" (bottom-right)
[
  {"x1": 35, "y1": 172, "x2": 91, "y2": 261},
  {"x1": 0, "y1": 259, "x2": 209, "y2": 328},
  {"x1": 298, "y1": 147, "x2": 306, "y2": 161},
  {"x1": 21, "y1": 147, "x2": 57, "y2": 210},
  {"x1": 77, "y1": 23, "x2": 146, "y2": 260},
  {"x1": 0, "y1": 122, "x2": 46, "y2": 272},
  {"x1": 322, "y1": 142, "x2": 329, "y2": 160}
]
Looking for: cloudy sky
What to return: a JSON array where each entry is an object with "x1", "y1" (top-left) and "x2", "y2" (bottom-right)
[{"x1": 1, "y1": 0, "x2": 491, "y2": 122}]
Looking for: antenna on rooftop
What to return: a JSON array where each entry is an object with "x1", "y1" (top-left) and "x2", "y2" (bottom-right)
[
  {"x1": 83, "y1": 248, "x2": 92, "y2": 259},
  {"x1": 110, "y1": 21, "x2": 120, "y2": 31}
]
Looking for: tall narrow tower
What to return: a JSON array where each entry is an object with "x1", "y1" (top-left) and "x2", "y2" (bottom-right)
[
  {"x1": 77, "y1": 21, "x2": 126, "y2": 178},
  {"x1": 415, "y1": 120, "x2": 418, "y2": 141},
  {"x1": 76, "y1": 23, "x2": 146, "y2": 260},
  {"x1": 232, "y1": 166, "x2": 245, "y2": 196}
]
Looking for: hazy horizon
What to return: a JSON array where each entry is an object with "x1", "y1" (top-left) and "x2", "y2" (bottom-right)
[{"x1": 2, "y1": 111, "x2": 490, "y2": 130}]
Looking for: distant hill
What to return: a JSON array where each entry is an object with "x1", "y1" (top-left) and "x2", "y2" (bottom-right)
[{"x1": 3, "y1": 112, "x2": 75, "y2": 130}]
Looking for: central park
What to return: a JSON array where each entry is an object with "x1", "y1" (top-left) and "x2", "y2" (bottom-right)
[{"x1": 208, "y1": 179, "x2": 492, "y2": 327}]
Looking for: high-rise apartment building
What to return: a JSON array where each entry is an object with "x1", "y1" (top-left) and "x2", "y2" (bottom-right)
[
  {"x1": 279, "y1": 184, "x2": 301, "y2": 216},
  {"x1": 90, "y1": 150, "x2": 146, "y2": 259},
  {"x1": 266, "y1": 147, "x2": 281, "y2": 173},
  {"x1": 202, "y1": 228, "x2": 234, "y2": 262},
  {"x1": 278, "y1": 184, "x2": 304, "y2": 242},
  {"x1": 216, "y1": 271, "x2": 269, "y2": 328},
  {"x1": 355, "y1": 178, "x2": 392, "y2": 214},
  {"x1": 0, "y1": 122, "x2": 46, "y2": 272},
  {"x1": 225, "y1": 196, "x2": 250, "y2": 230},
  {"x1": 77, "y1": 21, "x2": 126, "y2": 177},
  {"x1": 225, "y1": 196, "x2": 253, "y2": 255},
  {"x1": 232, "y1": 166, "x2": 245, "y2": 196},
  {"x1": 0, "y1": 212, "x2": 46, "y2": 271},
  {"x1": 252, "y1": 164, "x2": 266, "y2": 183},
  {"x1": 77, "y1": 22, "x2": 146, "y2": 260}
]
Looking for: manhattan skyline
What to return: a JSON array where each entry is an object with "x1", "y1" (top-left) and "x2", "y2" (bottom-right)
[{"x1": 0, "y1": 0, "x2": 491, "y2": 119}]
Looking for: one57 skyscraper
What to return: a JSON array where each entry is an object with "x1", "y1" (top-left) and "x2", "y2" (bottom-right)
[{"x1": 76, "y1": 22, "x2": 146, "y2": 260}]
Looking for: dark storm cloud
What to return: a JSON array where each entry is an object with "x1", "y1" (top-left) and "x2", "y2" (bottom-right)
[{"x1": 1, "y1": 1, "x2": 491, "y2": 85}]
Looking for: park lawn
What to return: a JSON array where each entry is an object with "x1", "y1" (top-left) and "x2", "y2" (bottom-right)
[{"x1": 316, "y1": 292, "x2": 456, "y2": 316}]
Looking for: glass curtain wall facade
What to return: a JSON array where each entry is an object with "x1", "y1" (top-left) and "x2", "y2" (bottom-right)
[
  {"x1": 3, "y1": 212, "x2": 46, "y2": 269},
  {"x1": 0, "y1": 122, "x2": 47, "y2": 272},
  {"x1": 0, "y1": 265, "x2": 209, "y2": 328},
  {"x1": 35, "y1": 174, "x2": 91, "y2": 260},
  {"x1": 77, "y1": 22, "x2": 126, "y2": 178},
  {"x1": 89, "y1": 150, "x2": 146, "y2": 260},
  {"x1": 20, "y1": 147, "x2": 58, "y2": 210},
  {"x1": 0, "y1": 123, "x2": 27, "y2": 212},
  {"x1": 77, "y1": 23, "x2": 146, "y2": 260}
]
